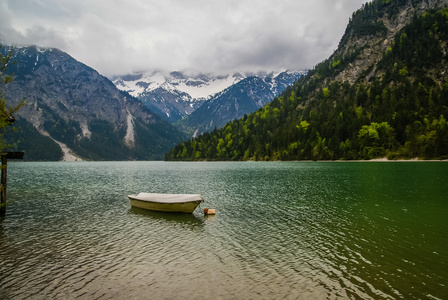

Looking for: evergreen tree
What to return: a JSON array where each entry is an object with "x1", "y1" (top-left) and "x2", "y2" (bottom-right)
[{"x1": 0, "y1": 45, "x2": 25, "y2": 154}]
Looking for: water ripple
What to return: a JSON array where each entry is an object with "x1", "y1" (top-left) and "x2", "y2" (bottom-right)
[{"x1": 1, "y1": 161, "x2": 447, "y2": 299}]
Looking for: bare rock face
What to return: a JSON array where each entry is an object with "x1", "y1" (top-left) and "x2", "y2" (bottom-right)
[
  {"x1": 329, "y1": 0, "x2": 448, "y2": 85},
  {"x1": 2, "y1": 46, "x2": 185, "y2": 160}
]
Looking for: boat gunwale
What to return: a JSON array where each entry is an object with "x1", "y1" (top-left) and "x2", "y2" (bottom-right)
[
  {"x1": 128, "y1": 196, "x2": 203, "y2": 213},
  {"x1": 127, "y1": 193, "x2": 205, "y2": 204}
]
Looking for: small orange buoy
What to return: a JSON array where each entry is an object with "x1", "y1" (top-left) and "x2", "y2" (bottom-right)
[{"x1": 204, "y1": 208, "x2": 216, "y2": 215}]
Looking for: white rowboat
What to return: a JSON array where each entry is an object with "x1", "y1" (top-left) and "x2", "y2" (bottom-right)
[{"x1": 128, "y1": 193, "x2": 204, "y2": 213}]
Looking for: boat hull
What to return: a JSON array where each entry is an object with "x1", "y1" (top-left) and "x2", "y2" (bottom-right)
[{"x1": 129, "y1": 198, "x2": 202, "y2": 213}]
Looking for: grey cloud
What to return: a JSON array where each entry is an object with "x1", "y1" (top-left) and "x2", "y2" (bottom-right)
[{"x1": 1, "y1": 0, "x2": 367, "y2": 76}]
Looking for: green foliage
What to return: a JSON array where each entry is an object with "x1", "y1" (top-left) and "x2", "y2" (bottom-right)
[
  {"x1": 166, "y1": 8, "x2": 448, "y2": 161},
  {"x1": 398, "y1": 66, "x2": 408, "y2": 77},
  {"x1": 3, "y1": 118, "x2": 62, "y2": 161},
  {"x1": 297, "y1": 120, "x2": 310, "y2": 132},
  {"x1": 358, "y1": 122, "x2": 396, "y2": 158},
  {"x1": 332, "y1": 60, "x2": 341, "y2": 68},
  {"x1": 0, "y1": 45, "x2": 26, "y2": 154}
]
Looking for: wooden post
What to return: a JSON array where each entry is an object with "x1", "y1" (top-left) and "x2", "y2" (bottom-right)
[
  {"x1": 0, "y1": 152, "x2": 24, "y2": 217},
  {"x1": 0, "y1": 155, "x2": 7, "y2": 217}
]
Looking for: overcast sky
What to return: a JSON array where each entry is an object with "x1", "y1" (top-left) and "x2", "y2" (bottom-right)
[{"x1": 0, "y1": 0, "x2": 367, "y2": 77}]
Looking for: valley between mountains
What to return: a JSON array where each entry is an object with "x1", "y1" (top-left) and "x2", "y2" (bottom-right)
[{"x1": 1, "y1": 45, "x2": 303, "y2": 161}]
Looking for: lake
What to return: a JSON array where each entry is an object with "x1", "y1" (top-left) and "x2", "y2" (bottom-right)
[{"x1": 1, "y1": 161, "x2": 447, "y2": 299}]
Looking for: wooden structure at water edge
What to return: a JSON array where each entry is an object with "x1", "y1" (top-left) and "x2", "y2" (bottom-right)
[{"x1": 0, "y1": 152, "x2": 24, "y2": 217}]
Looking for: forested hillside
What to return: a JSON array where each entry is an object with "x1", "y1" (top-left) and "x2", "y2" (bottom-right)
[{"x1": 166, "y1": 1, "x2": 448, "y2": 161}]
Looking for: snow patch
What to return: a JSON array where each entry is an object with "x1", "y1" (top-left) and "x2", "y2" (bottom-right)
[{"x1": 112, "y1": 71, "x2": 246, "y2": 101}]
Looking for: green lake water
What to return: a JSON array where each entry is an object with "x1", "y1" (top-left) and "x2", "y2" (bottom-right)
[{"x1": 0, "y1": 161, "x2": 447, "y2": 299}]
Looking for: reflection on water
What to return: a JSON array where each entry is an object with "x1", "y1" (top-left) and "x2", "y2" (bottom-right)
[
  {"x1": 129, "y1": 206, "x2": 206, "y2": 226},
  {"x1": 0, "y1": 161, "x2": 447, "y2": 299}
]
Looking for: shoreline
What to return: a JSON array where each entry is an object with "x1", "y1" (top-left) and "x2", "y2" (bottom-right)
[
  {"x1": 342, "y1": 157, "x2": 448, "y2": 162},
  {"x1": 9, "y1": 157, "x2": 448, "y2": 163}
]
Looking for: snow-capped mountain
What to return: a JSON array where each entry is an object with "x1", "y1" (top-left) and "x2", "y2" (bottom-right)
[
  {"x1": 112, "y1": 71, "x2": 245, "y2": 122},
  {"x1": 111, "y1": 70, "x2": 305, "y2": 123}
]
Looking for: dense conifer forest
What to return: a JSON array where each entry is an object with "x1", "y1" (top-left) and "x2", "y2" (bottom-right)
[{"x1": 166, "y1": 4, "x2": 448, "y2": 161}]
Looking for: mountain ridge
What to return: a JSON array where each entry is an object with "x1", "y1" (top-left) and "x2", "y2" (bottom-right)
[{"x1": 112, "y1": 70, "x2": 304, "y2": 123}]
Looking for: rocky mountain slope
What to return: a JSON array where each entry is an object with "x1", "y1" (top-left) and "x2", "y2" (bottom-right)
[
  {"x1": 1, "y1": 45, "x2": 186, "y2": 161},
  {"x1": 166, "y1": 0, "x2": 448, "y2": 161},
  {"x1": 334, "y1": 0, "x2": 447, "y2": 85}
]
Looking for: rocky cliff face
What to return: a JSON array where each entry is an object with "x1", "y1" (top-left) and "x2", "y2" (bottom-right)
[
  {"x1": 328, "y1": 0, "x2": 448, "y2": 85},
  {"x1": 2, "y1": 46, "x2": 185, "y2": 160}
]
